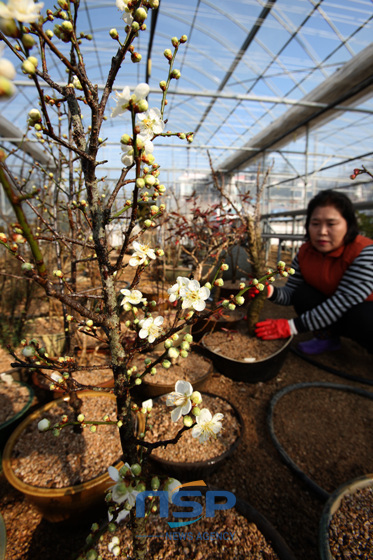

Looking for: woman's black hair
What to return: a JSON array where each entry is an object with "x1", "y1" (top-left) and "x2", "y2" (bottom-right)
[{"x1": 305, "y1": 189, "x2": 359, "y2": 244}]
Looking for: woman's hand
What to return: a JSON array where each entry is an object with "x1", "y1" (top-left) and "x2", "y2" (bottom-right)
[{"x1": 255, "y1": 318, "x2": 291, "y2": 339}]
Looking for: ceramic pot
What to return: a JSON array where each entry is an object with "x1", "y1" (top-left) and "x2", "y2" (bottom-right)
[
  {"x1": 145, "y1": 393, "x2": 244, "y2": 481},
  {"x1": 319, "y1": 473, "x2": 373, "y2": 560},
  {"x1": 0, "y1": 379, "x2": 34, "y2": 451},
  {"x1": 201, "y1": 333, "x2": 293, "y2": 383},
  {"x1": 2, "y1": 391, "x2": 123, "y2": 523}
]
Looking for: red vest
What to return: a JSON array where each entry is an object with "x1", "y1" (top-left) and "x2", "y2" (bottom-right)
[{"x1": 298, "y1": 235, "x2": 373, "y2": 301}]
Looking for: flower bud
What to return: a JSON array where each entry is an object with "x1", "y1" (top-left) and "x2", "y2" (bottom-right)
[
  {"x1": 22, "y1": 59, "x2": 36, "y2": 75},
  {"x1": 159, "y1": 80, "x2": 167, "y2": 91},
  {"x1": 0, "y1": 233, "x2": 7, "y2": 243},
  {"x1": 171, "y1": 37, "x2": 179, "y2": 47},
  {"x1": 38, "y1": 418, "x2": 50, "y2": 432},
  {"x1": 136, "y1": 98, "x2": 148, "y2": 113},
  {"x1": 220, "y1": 263, "x2": 229, "y2": 271},
  {"x1": 28, "y1": 108, "x2": 41, "y2": 122},
  {"x1": 235, "y1": 296, "x2": 245, "y2": 306},
  {"x1": 214, "y1": 278, "x2": 223, "y2": 287},
  {"x1": 163, "y1": 49, "x2": 172, "y2": 60},
  {"x1": 28, "y1": 56, "x2": 38, "y2": 68},
  {"x1": 144, "y1": 174, "x2": 156, "y2": 186},
  {"x1": 228, "y1": 303, "x2": 236, "y2": 310},
  {"x1": 170, "y1": 69, "x2": 181, "y2": 79},
  {"x1": 183, "y1": 333, "x2": 193, "y2": 343},
  {"x1": 277, "y1": 260, "x2": 286, "y2": 269},
  {"x1": 191, "y1": 391, "x2": 202, "y2": 404},
  {"x1": 148, "y1": 0, "x2": 159, "y2": 7},
  {"x1": 151, "y1": 476, "x2": 160, "y2": 490},
  {"x1": 22, "y1": 34, "x2": 36, "y2": 48},
  {"x1": 131, "y1": 52, "x2": 142, "y2": 63},
  {"x1": 135, "y1": 7, "x2": 147, "y2": 22},
  {"x1": 131, "y1": 463, "x2": 142, "y2": 476},
  {"x1": 183, "y1": 415, "x2": 193, "y2": 427},
  {"x1": 109, "y1": 28, "x2": 119, "y2": 39},
  {"x1": 77, "y1": 414, "x2": 85, "y2": 422},
  {"x1": 192, "y1": 406, "x2": 201, "y2": 416},
  {"x1": 22, "y1": 345, "x2": 35, "y2": 357},
  {"x1": 257, "y1": 283, "x2": 264, "y2": 291},
  {"x1": 168, "y1": 347, "x2": 179, "y2": 359},
  {"x1": 0, "y1": 18, "x2": 20, "y2": 38},
  {"x1": 61, "y1": 21, "x2": 73, "y2": 33},
  {"x1": 21, "y1": 263, "x2": 33, "y2": 271},
  {"x1": 162, "y1": 360, "x2": 171, "y2": 369}
]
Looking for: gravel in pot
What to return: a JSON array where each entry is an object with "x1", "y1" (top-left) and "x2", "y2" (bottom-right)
[
  {"x1": 319, "y1": 474, "x2": 373, "y2": 560},
  {"x1": 144, "y1": 393, "x2": 243, "y2": 480}
]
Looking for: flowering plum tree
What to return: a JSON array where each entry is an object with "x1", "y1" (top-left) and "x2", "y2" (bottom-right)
[{"x1": 0, "y1": 1, "x2": 291, "y2": 558}]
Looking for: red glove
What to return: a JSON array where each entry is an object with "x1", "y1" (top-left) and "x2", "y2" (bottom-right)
[{"x1": 255, "y1": 319, "x2": 291, "y2": 340}]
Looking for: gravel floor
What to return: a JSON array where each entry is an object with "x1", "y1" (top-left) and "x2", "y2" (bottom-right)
[{"x1": 0, "y1": 299, "x2": 372, "y2": 560}]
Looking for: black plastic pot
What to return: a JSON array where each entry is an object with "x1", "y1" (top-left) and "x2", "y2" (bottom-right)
[
  {"x1": 319, "y1": 473, "x2": 373, "y2": 560},
  {"x1": 146, "y1": 393, "x2": 244, "y2": 481},
  {"x1": 201, "y1": 334, "x2": 293, "y2": 383}
]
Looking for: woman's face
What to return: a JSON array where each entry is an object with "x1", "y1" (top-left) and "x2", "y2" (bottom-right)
[{"x1": 308, "y1": 205, "x2": 348, "y2": 254}]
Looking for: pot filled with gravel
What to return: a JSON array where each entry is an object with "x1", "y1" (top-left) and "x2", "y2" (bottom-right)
[
  {"x1": 319, "y1": 473, "x2": 373, "y2": 560},
  {"x1": 201, "y1": 330, "x2": 293, "y2": 383},
  {"x1": 2, "y1": 390, "x2": 123, "y2": 523},
  {"x1": 143, "y1": 392, "x2": 243, "y2": 481}
]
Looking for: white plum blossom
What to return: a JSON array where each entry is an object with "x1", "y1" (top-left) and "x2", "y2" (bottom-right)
[
  {"x1": 168, "y1": 276, "x2": 189, "y2": 303},
  {"x1": 180, "y1": 279, "x2": 210, "y2": 311},
  {"x1": 191, "y1": 408, "x2": 224, "y2": 443},
  {"x1": 142, "y1": 398, "x2": 153, "y2": 411},
  {"x1": 0, "y1": 0, "x2": 44, "y2": 23},
  {"x1": 120, "y1": 288, "x2": 144, "y2": 306},
  {"x1": 121, "y1": 138, "x2": 154, "y2": 167},
  {"x1": 111, "y1": 83, "x2": 149, "y2": 118},
  {"x1": 139, "y1": 315, "x2": 164, "y2": 343},
  {"x1": 137, "y1": 107, "x2": 165, "y2": 140},
  {"x1": 0, "y1": 45, "x2": 16, "y2": 80},
  {"x1": 164, "y1": 478, "x2": 181, "y2": 503},
  {"x1": 166, "y1": 380, "x2": 193, "y2": 422},
  {"x1": 107, "y1": 466, "x2": 138, "y2": 524},
  {"x1": 129, "y1": 241, "x2": 156, "y2": 267},
  {"x1": 115, "y1": 0, "x2": 133, "y2": 25}
]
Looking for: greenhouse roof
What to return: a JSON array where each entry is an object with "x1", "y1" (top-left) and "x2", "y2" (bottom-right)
[{"x1": 1, "y1": 0, "x2": 373, "y2": 201}]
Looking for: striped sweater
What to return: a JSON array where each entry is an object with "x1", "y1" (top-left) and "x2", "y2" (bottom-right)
[{"x1": 270, "y1": 235, "x2": 373, "y2": 332}]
